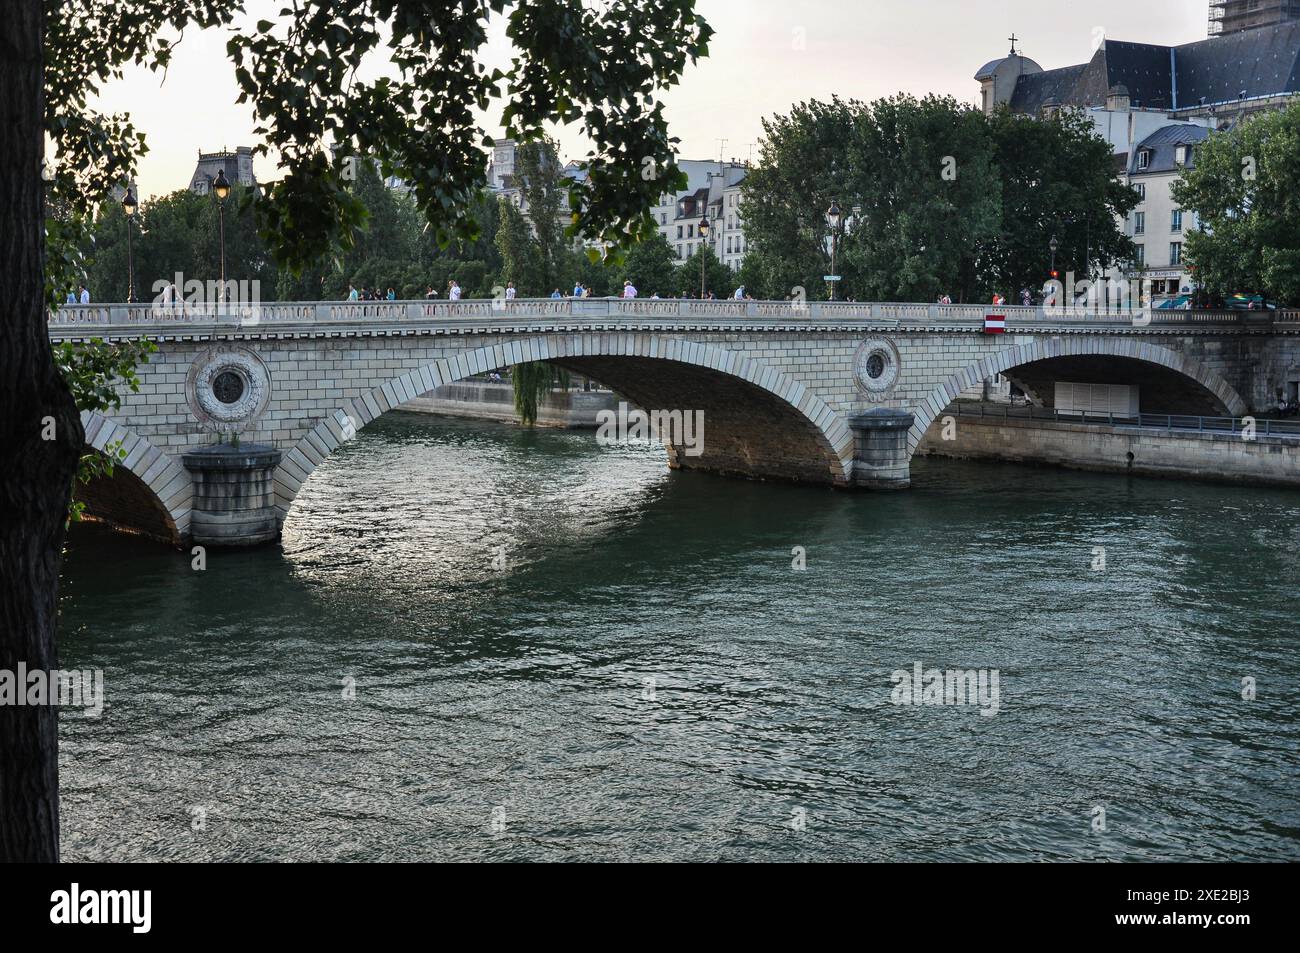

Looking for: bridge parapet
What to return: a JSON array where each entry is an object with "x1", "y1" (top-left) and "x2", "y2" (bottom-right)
[{"x1": 47, "y1": 299, "x2": 1274, "y2": 336}]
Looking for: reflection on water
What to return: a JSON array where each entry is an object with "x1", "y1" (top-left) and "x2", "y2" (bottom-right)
[{"x1": 57, "y1": 412, "x2": 1300, "y2": 861}]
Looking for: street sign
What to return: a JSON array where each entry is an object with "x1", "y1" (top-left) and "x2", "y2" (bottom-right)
[{"x1": 823, "y1": 275, "x2": 841, "y2": 282}]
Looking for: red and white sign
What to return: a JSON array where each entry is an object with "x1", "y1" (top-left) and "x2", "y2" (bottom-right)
[{"x1": 983, "y1": 314, "x2": 1006, "y2": 334}]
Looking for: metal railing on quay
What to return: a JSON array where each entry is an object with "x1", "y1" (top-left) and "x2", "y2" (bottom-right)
[{"x1": 948, "y1": 401, "x2": 1300, "y2": 438}]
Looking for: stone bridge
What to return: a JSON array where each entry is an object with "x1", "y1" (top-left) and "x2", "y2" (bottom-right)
[{"x1": 49, "y1": 298, "x2": 1300, "y2": 545}]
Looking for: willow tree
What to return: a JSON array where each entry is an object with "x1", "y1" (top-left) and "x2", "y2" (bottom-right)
[{"x1": 0, "y1": 0, "x2": 711, "y2": 862}]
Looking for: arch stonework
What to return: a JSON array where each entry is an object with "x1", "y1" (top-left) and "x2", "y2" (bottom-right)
[
  {"x1": 80, "y1": 411, "x2": 192, "y2": 543},
  {"x1": 906, "y1": 337, "x2": 1251, "y2": 452},
  {"x1": 270, "y1": 334, "x2": 858, "y2": 520}
]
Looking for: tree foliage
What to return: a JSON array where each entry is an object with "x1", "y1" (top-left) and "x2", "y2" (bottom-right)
[
  {"x1": 741, "y1": 95, "x2": 1136, "y2": 302},
  {"x1": 225, "y1": 0, "x2": 712, "y2": 272},
  {"x1": 1172, "y1": 101, "x2": 1300, "y2": 305},
  {"x1": 495, "y1": 200, "x2": 544, "y2": 292},
  {"x1": 616, "y1": 232, "x2": 678, "y2": 297},
  {"x1": 515, "y1": 137, "x2": 568, "y2": 289},
  {"x1": 677, "y1": 244, "x2": 734, "y2": 298},
  {"x1": 986, "y1": 108, "x2": 1137, "y2": 295}
]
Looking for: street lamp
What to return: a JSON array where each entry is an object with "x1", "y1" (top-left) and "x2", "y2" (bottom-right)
[
  {"x1": 697, "y1": 212, "x2": 710, "y2": 298},
  {"x1": 122, "y1": 188, "x2": 138, "y2": 304},
  {"x1": 1049, "y1": 234, "x2": 1060, "y2": 279},
  {"x1": 212, "y1": 168, "x2": 231, "y2": 309},
  {"x1": 826, "y1": 199, "x2": 842, "y2": 301}
]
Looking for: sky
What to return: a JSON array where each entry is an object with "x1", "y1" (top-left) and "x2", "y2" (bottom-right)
[{"x1": 91, "y1": 0, "x2": 1212, "y2": 199}]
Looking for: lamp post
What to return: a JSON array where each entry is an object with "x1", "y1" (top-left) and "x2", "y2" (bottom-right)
[
  {"x1": 697, "y1": 212, "x2": 710, "y2": 298},
  {"x1": 122, "y1": 188, "x2": 138, "y2": 303},
  {"x1": 212, "y1": 168, "x2": 231, "y2": 310},
  {"x1": 826, "y1": 199, "x2": 842, "y2": 302},
  {"x1": 1049, "y1": 234, "x2": 1059, "y2": 280}
]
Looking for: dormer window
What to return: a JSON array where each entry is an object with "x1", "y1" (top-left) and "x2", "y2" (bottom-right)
[
  {"x1": 1174, "y1": 145, "x2": 1186, "y2": 165},
  {"x1": 1137, "y1": 149, "x2": 1152, "y2": 171}
]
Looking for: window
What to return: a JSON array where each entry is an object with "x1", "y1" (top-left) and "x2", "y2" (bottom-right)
[
  {"x1": 1133, "y1": 182, "x2": 1146, "y2": 201},
  {"x1": 1137, "y1": 150, "x2": 1151, "y2": 171},
  {"x1": 1133, "y1": 211, "x2": 1145, "y2": 235},
  {"x1": 660, "y1": 213, "x2": 667, "y2": 225},
  {"x1": 687, "y1": 224, "x2": 694, "y2": 238},
  {"x1": 1169, "y1": 242, "x2": 1182, "y2": 265},
  {"x1": 1133, "y1": 244, "x2": 1145, "y2": 268},
  {"x1": 1171, "y1": 209, "x2": 1183, "y2": 232},
  {"x1": 676, "y1": 225, "x2": 682, "y2": 239}
]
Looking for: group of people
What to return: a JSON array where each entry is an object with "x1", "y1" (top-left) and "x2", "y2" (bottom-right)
[
  {"x1": 937, "y1": 288, "x2": 1040, "y2": 307},
  {"x1": 347, "y1": 285, "x2": 397, "y2": 301},
  {"x1": 362, "y1": 281, "x2": 759, "y2": 302},
  {"x1": 64, "y1": 285, "x2": 91, "y2": 304}
]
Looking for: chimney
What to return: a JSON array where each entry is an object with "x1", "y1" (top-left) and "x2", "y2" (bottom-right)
[{"x1": 1106, "y1": 84, "x2": 1131, "y2": 112}]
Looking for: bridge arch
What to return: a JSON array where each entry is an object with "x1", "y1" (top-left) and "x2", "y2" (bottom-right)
[
  {"x1": 272, "y1": 335, "x2": 857, "y2": 519},
  {"x1": 907, "y1": 337, "x2": 1251, "y2": 452},
  {"x1": 78, "y1": 412, "x2": 192, "y2": 544}
]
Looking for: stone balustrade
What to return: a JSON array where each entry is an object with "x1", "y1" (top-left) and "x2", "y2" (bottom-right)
[{"x1": 47, "y1": 298, "x2": 1283, "y2": 333}]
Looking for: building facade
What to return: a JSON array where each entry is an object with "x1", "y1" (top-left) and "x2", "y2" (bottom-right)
[
  {"x1": 1210, "y1": 0, "x2": 1300, "y2": 35},
  {"x1": 188, "y1": 147, "x2": 255, "y2": 196},
  {"x1": 650, "y1": 159, "x2": 749, "y2": 269},
  {"x1": 978, "y1": 21, "x2": 1300, "y2": 302}
]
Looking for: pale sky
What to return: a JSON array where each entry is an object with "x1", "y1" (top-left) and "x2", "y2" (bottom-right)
[{"x1": 91, "y1": 0, "x2": 1212, "y2": 199}]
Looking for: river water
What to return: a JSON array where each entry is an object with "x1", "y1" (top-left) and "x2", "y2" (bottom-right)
[{"x1": 56, "y1": 411, "x2": 1300, "y2": 861}]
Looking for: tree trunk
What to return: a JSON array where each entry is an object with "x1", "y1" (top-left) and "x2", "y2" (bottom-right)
[{"x1": 0, "y1": 0, "x2": 79, "y2": 863}]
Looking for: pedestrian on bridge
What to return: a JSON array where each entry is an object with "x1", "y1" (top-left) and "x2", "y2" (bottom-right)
[
  {"x1": 623, "y1": 280, "x2": 637, "y2": 299},
  {"x1": 449, "y1": 280, "x2": 462, "y2": 301}
]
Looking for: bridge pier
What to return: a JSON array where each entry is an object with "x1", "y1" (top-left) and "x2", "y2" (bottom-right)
[
  {"x1": 848, "y1": 409, "x2": 915, "y2": 489},
  {"x1": 182, "y1": 444, "x2": 284, "y2": 547}
]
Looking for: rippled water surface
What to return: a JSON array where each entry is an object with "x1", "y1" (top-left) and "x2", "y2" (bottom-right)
[{"x1": 57, "y1": 411, "x2": 1300, "y2": 861}]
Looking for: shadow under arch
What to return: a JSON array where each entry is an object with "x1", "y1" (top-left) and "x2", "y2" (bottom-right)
[
  {"x1": 907, "y1": 338, "x2": 1250, "y2": 452},
  {"x1": 77, "y1": 412, "x2": 192, "y2": 545},
  {"x1": 273, "y1": 334, "x2": 857, "y2": 520}
]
